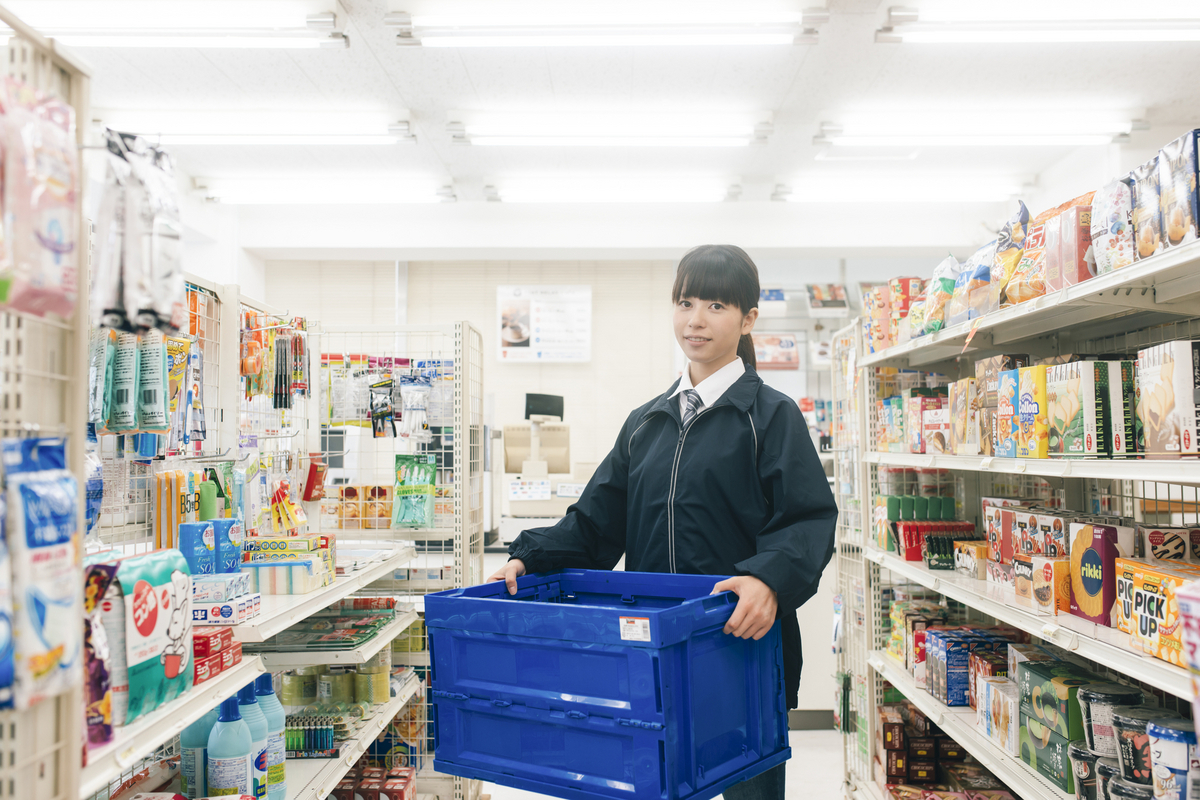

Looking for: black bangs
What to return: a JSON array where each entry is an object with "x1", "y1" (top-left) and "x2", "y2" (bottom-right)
[{"x1": 672, "y1": 244, "x2": 760, "y2": 313}]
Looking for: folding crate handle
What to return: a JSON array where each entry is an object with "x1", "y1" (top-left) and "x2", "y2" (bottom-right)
[{"x1": 700, "y1": 591, "x2": 737, "y2": 614}]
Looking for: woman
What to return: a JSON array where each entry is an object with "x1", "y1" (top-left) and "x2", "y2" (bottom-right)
[{"x1": 490, "y1": 244, "x2": 838, "y2": 800}]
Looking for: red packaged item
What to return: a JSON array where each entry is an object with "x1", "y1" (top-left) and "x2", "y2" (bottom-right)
[
  {"x1": 194, "y1": 653, "x2": 223, "y2": 686},
  {"x1": 228, "y1": 640, "x2": 243, "y2": 667},
  {"x1": 356, "y1": 780, "x2": 386, "y2": 800},
  {"x1": 1054, "y1": 205, "x2": 1095, "y2": 289},
  {"x1": 361, "y1": 768, "x2": 387, "y2": 779},
  {"x1": 330, "y1": 781, "x2": 356, "y2": 800},
  {"x1": 193, "y1": 626, "x2": 232, "y2": 659},
  {"x1": 386, "y1": 767, "x2": 416, "y2": 782},
  {"x1": 381, "y1": 778, "x2": 414, "y2": 800}
]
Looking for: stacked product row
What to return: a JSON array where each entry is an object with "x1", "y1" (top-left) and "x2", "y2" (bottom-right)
[{"x1": 862, "y1": 128, "x2": 1200, "y2": 355}]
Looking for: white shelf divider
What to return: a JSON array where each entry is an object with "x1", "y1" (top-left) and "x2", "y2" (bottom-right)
[
  {"x1": 865, "y1": 450, "x2": 1200, "y2": 485},
  {"x1": 80, "y1": 656, "x2": 266, "y2": 800},
  {"x1": 231, "y1": 546, "x2": 416, "y2": 643},
  {"x1": 864, "y1": 545, "x2": 1193, "y2": 699},
  {"x1": 392, "y1": 651, "x2": 430, "y2": 667},
  {"x1": 869, "y1": 651, "x2": 1073, "y2": 800},
  {"x1": 253, "y1": 608, "x2": 420, "y2": 668},
  {"x1": 286, "y1": 672, "x2": 422, "y2": 800}
]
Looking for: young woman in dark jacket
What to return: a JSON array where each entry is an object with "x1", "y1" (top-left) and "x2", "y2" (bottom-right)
[{"x1": 491, "y1": 244, "x2": 839, "y2": 800}]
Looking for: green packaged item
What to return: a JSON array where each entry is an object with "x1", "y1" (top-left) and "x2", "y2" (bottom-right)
[
  {"x1": 108, "y1": 332, "x2": 139, "y2": 431},
  {"x1": 1016, "y1": 659, "x2": 1103, "y2": 741},
  {"x1": 1020, "y1": 709, "x2": 1075, "y2": 793},
  {"x1": 392, "y1": 454, "x2": 436, "y2": 529},
  {"x1": 114, "y1": 549, "x2": 193, "y2": 723}
]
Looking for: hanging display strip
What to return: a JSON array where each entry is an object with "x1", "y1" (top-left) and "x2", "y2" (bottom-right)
[{"x1": 866, "y1": 451, "x2": 1200, "y2": 484}]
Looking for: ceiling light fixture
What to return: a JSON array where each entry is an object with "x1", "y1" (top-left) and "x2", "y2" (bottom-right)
[
  {"x1": 448, "y1": 112, "x2": 772, "y2": 147},
  {"x1": 876, "y1": 6, "x2": 1200, "y2": 43},
  {"x1": 813, "y1": 118, "x2": 1141, "y2": 147},
  {"x1": 486, "y1": 177, "x2": 739, "y2": 203},
  {"x1": 774, "y1": 174, "x2": 1031, "y2": 203},
  {"x1": 385, "y1": 8, "x2": 828, "y2": 47},
  {"x1": 195, "y1": 177, "x2": 452, "y2": 205},
  {"x1": 94, "y1": 110, "x2": 415, "y2": 145}
]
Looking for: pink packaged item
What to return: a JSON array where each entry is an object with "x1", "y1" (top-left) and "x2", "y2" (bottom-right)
[{"x1": 1, "y1": 78, "x2": 78, "y2": 318}]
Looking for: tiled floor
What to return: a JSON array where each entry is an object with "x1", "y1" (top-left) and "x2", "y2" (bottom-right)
[{"x1": 482, "y1": 729, "x2": 845, "y2": 800}]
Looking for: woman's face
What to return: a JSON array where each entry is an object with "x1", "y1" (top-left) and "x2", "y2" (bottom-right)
[{"x1": 673, "y1": 295, "x2": 757, "y2": 365}]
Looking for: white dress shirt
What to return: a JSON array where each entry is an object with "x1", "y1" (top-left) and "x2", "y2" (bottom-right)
[{"x1": 670, "y1": 357, "x2": 746, "y2": 418}]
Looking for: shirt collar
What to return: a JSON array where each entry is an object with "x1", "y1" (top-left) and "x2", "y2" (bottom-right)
[{"x1": 671, "y1": 357, "x2": 746, "y2": 408}]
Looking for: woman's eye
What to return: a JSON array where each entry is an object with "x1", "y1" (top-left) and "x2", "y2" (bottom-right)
[{"x1": 710, "y1": 303, "x2": 723, "y2": 310}]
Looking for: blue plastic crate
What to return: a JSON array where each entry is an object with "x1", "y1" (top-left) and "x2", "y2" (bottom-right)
[{"x1": 426, "y1": 570, "x2": 791, "y2": 800}]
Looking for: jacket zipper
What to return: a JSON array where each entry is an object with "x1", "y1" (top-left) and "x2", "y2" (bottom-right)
[{"x1": 667, "y1": 407, "x2": 713, "y2": 573}]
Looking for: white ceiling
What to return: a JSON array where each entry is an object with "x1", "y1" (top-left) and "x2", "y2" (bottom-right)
[{"x1": 27, "y1": 0, "x2": 1200, "y2": 205}]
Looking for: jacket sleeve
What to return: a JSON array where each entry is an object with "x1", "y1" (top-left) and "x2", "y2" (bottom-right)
[
  {"x1": 733, "y1": 402, "x2": 838, "y2": 614},
  {"x1": 506, "y1": 413, "x2": 634, "y2": 573}
]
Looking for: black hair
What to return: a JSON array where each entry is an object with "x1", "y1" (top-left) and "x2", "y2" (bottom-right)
[{"x1": 671, "y1": 244, "x2": 760, "y2": 369}]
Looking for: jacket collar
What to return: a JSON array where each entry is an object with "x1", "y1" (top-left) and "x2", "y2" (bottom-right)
[{"x1": 648, "y1": 365, "x2": 763, "y2": 422}]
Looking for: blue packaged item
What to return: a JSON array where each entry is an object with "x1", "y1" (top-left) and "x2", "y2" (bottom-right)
[
  {"x1": 178, "y1": 522, "x2": 216, "y2": 576},
  {"x1": 1146, "y1": 718, "x2": 1196, "y2": 800},
  {"x1": 426, "y1": 570, "x2": 790, "y2": 800},
  {"x1": 211, "y1": 518, "x2": 244, "y2": 573}
]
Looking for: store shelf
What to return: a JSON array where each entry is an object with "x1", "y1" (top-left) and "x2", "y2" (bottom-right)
[
  {"x1": 254, "y1": 608, "x2": 420, "y2": 668},
  {"x1": 860, "y1": 241, "x2": 1200, "y2": 370},
  {"x1": 865, "y1": 450, "x2": 1200, "y2": 484},
  {"x1": 863, "y1": 545, "x2": 1193, "y2": 699},
  {"x1": 392, "y1": 651, "x2": 430, "y2": 667},
  {"x1": 286, "y1": 671, "x2": 422, "y2": 800},
  {"x1": 231, "y1": 546, "x2": 416, "y2": 643},
  {"x1": 80, "y1": 656, "x2": 266, "y2": 800},
  {"x1": 868, "y1": 651, "x2": 1072, "y2": 800},
  {"x1": 394, "y1": 579, "x2": 456, "y2": 593}
]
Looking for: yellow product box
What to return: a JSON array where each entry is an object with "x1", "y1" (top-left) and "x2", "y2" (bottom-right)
[
  {"x1": 1031, "y1": 556, "x2": 1070, "y2": 615},
  {"x1": 1114, "y1": 556, "x2": 1200, "y2": 666},
  {"x1": 954, "y1": 540, "x2": 988, "y2": 579},
  {"x1": 1016, "y1": 365, "x2": 1049, "y2": 459},
  {"x1": 339, "y1": 485, "x2": 363, "y2": 529},
  {"x1": 950, "y1": 377, "x2": 979, "y2": 455}
]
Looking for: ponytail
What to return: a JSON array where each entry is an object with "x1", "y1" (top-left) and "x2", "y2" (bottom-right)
[{"x1": 737, "y1": 333, "x2": 757, "y2": 370}]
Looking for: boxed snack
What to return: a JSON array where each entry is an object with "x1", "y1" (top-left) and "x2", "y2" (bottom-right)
[
  {"x1": 954, "y1": 540, "x2": 988, "y2": 579},
  {"x1": 1031, "y1": 556, "x2": 1071, "y2": 615},
  {"x1": 1139, "y1": 524, "x2": 1191, "y2": 562},
  {"x1": 1114, "y1": 556, "x2": 1196, "y2": 667},
  {"x1": 1069, "y1": 523, "x2": 1136, "y2": 627},
  {"x1": 1012, "y1": 554, "x2": 1034, "y2": 599},
  {"x1": 1037, "y1": 512, "x2": 1071, "y2": 558},
  {"x1": 880, "y1": 707, "x2": 905, "y2": 750},
  {"x1": 1158, "y1": 129, "x2": 1199, "y2": 249},
  {"x1": 1092, "y1": 179, "x2": 1135, "y2": 274},
  {"x1": 339, "y1": 486, "x2": 362, "y2": 529},
  {"x1": 1048, "y1": 205, "x2": 1095, "y2": 290},
  {"x1": 907, "y1": 760, "x2": 936, "y2": 783},
  {"x1": 1018, "y1": 710, "x2": 1074, "y2": 793},
  {"x1": 1017, "y1": 659, "x2": 1103, "y2": 741},
  {"x1": 969, "y1": 650, "x2": 1007, "y2": 709},
  {"x1": 976, "y1": 356, "x2": 1029, "y2": 408},
  {"x1": 923, "y1": 403, "x2": 951, "y2": 455},
  {"x1": 1136, "y1": 340, "x2": 1200, "y2": 458},
  {"x1": 1016, "y1": 365, "x2": 1049, "y2": 459},
  {"x1": 950, "y1": 378, "x2": 979, "y2": 455},
  {"x1": 996, "y1": 369, "x2": 1019, "y2": 457},
  {"x1": 1047, "y1": 360, "x2": 1109, "y2": 458},
  {"x1": 979, "y1": 677, "x2": 1019, "y2": 756},
  {"x1": 986, "y1": 559, "x2": 1014, "y2": 590},
  {"x1": 908, "y1": 395, "x2": 945, "y2": 454},
  {"x1": 907, "y1": 736, "x2": 936, "y2": 760},
  {"x1": 999, "y1": 508, "x2": 1020, "y2": 563},
  {"x1": 1106, "y1": 359, "x2": 1138, "y2": 457},
  {"x1": 1129, "y1": 158, "x2": 1164, "y2": 261},
  {"x1": 1015, "y1": 510, "x2": 1042, "y2": 556},
  {"x1": 885, "y1": 749, "x2": 907, "y2": 778},
  {"x1": 984, "y1": 506, "x2": 1004, "y2": 562},
  {"x1": 979, "y1": 407, "x2": 997, "y2": 457},
  {"x1": 1007, "y1": 643, "x2": 1059, "y2": 678},
  {"x1": 938, "y1": 738, "x2": 966, "y2": 761}
]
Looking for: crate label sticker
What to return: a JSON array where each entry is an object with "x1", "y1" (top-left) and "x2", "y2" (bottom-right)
[
  {"x1": 508, "y1": 480, "x2": 551, "y2": 501},
  {"x1": 556, "y1": 483, "x2": 586, "y2": 498},
  {"x1": 619, "y1": 617, "x2": 651, "y2": 642}
]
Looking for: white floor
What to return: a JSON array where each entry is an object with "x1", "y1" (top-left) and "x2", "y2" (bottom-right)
[{"x1": 482, "y1": 729, "x2": 844, "y2": 800}]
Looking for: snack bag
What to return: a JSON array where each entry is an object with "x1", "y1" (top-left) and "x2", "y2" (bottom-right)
[
  {"x1": 922, "y1": 255, "x2": 963, "y2": 335},
  {"x1": 949, "y1": 242, "x2": 994, "y2": 325},
  {"x1": 907, "y1": 290, "x2": 928, "y2": 339},
  {"x1": 1158, "y1": 129, "x2": 1199, "y2": 249},
  {"x1": 990, "y1": 201, "x2": 1031, "y2": 309},
  {"x1": 84, "y1": 561, "x2": 119, "y2": 748},
  {"x1": 1091, "y1": 180, "x2": 1135, "y2": 274},
  {"x1": 1009, "y1": 194, "x2": 1093, "y2": 306},
  {"x1": 1129, "y1": 158, "x2": 1164, "y2": 261}
]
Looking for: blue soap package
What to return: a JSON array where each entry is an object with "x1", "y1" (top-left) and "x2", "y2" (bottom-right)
[
  {"x1": 211, "y1": 518, "x2": 244, "y2": 573},
  {"x1": 192, "y1": 572, "x2": 249, "y2": 602},
  {"x1": 177, "y1": 522, "x2": 215, "y2": 576}
]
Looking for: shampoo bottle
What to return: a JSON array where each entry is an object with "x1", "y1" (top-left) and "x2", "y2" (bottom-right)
[
  {"x1": 238, "y1": 682, "x2": 269, "y2": 800},
  {"x1": 180, "y1": 706, "x2": 219, "y2": 799},
  {"x1": 207, "y1": 697, "x2": 252, "y2": 797},
  {"x1": 256, "y1": 673, "x2": 287, "y2": 800}
]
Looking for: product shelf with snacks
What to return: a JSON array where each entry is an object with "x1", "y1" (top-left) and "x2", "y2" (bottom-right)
[
  {"x1": 863, "y1": 545, "x2": 1194, "y2": 700},
  {"x1": 230, "y1": 545, "x2": 417, "y2": 642},
  {"x1": 865, "y1": 451, "x2": 1200, "y2": 484},
  {"x1": 868, "y1": 651, "x2": 1073, "y2": 800},
  {"x1": 254, "y1": 607, "x2": 420, "y2": 668},
  {"x1": 79, "y1": 656, "x2": 266, "y2": 800},
  {"x1": 860, "y1": 240, "x2": 1200, "y2": 371},
  {"x1": 285, "y1": 671, "x2": 422, "y2": 800}
]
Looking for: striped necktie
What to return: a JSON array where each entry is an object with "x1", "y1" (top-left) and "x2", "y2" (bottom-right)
[{"x1": 682, "y1": 389, "x2": 703, "y2": 427}]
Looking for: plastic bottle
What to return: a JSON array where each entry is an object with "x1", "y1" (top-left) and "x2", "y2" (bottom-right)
[
  {"x1": 238, "y1": 682, "x2": 270, "y2": 800},
  {"x1": 180, "y1": 706, "x2": 219, "y2": 799},
  {"x1": 207, "y1": 697, "x2": 252, "y2": 797},
  {"x1": 256, "y1": 673, "x2": 287, "y2": 800}
]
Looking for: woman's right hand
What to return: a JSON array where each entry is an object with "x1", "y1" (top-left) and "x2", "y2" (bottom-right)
[{"x1": 487, "y1": 558, "x2": 527, "y2": 595}]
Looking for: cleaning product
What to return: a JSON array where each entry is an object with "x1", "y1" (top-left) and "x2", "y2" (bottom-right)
[
  {"x1": 255, "y1": 673, "x2": 287, "y2": 800},
  {"x1": 239, "y1": 682, "x2": 269, "y2": 800},
  {"x1": 207, "y1": 696, "x2": 252, "y2": 797},
  {"x1": 180, "y1": 705, "x2": 219, "y2": 798},
  {"x1": 212, "y1": 518, "x2": 245, "y2": 574}
]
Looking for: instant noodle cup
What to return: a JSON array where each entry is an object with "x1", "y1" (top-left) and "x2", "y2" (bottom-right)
[
  {"x1": 1098, "y1": 757, "x2": 1123, "y2": 800},
  {"x1": 1078, "y1": 684, "x2": 1144, "y2": 757},
  {"x1": 1146, "y1": 718, "x2": 1195, "y2": 800},
  {"x1": 1109, "y1": 777, "x2": 1156, "y2": 799},
  {"x1": 1068, "y1": 740, "x2": 1099, "y2": 800},
  {"x1": 1114, "y1": 707, "x2": 1181, "y2": 785}
]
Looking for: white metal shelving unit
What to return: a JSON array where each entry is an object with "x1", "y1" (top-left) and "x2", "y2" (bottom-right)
[
  {"x1": 838, "y1": 241, "x2": 1200, "y2": 799},
  {"x1": 253, "y1": 607, "x2": 420, "y2": 668}
]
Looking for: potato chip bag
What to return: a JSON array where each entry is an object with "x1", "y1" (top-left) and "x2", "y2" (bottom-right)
[
  {"x1": 990, "y1": 201, "x2": 1031, "y2": 309},
  {"x1": 1091, "y1": 180, "x2": 1134, "y2": 274},
  {"x1": 922, "y1": 255, "x2": 962, "y2": 335},
  {"x1": 948, "y1": 241, "x2": 994, "y2": 325}
]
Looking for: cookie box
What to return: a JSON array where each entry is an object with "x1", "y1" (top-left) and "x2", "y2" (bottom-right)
[
  {"x1": 969, "y1": 650, "x2": 1007, "y2": 710},
  {"x1": 1136, "y1": 340, "x2": 1200, "y2": 458},
  {"x1": 954, "y1": 540, "x2": 988, "y2": 579},
  {"x1": 1016, "y1": 659, "x2": 1104, "y2": 741},
  {"x1": 976, "y1": 355, "x2": 1030, "y2": 408},
  {"x1": 979, "y1": 406, "x2": 997, "y2": 457},
  {"x1": 1015, "y1": 510, "x2": 1043, "y2": 556},
  {"x1": 908, "y1": 760, "x2": 936, "y2": 784},
  {"x1": 1114, "y1": 556, "x2": 1199, "y2": 667},
  {"x1": 923, "y1": 403, "x2": 951, "y2": 455},
  {"x1": 1037, "y1": 512, "x2": 1071, "y2": 558},
  {"x1": 1107, "y1": 359, "x2": 1138, "y2": 457},
  {"x1": 986, "y1": 559, "x2": 1014, "y2": 590},
  {"x1": 1012, "y1": 554, "x2": 1034, "y2": 599},
  {"x1": 950, "y1": 378, "x2": 979, "y2": 456},
  {"x1": 1019, "y1": 709, "x2": 1075, "y2": 793},
  {"x1": 996, "y1": 369, "x2": 1019, "y2": 458},
  {"x1": 1157, "y1": 129, "x2": 1199, "y2": 250},
  {"x1": 978, "y1": 677, "x2": 1019, "y2": 756},
  {"x1": 1139, "y1": 524, "x2": 1192, "y2": 562},
  {"x1": 1031, "y1": 556, "x2": 1070, "y2": 615},
  {"x1": 1069, "y1": 523, "x2": 1136, "y2": 627},
  {"x1": 908, "y1": 395, "x2": 945, "y2": 454},
  {"x1": 1016, "y1": 365, "x2": 1049, "y2": 459},
  {"x1": 1047, "y1": 360, "x2": 1109, "y2": 458},
  {"x1": 1006, "y1": 643, "x2": 1060, "y2": 684},
  {"x1": 879, "y1": 707, "x2": 905, "y2": 750}
]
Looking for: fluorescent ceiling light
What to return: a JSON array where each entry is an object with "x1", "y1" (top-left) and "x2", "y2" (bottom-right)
[
  {"x1": 877, "y1": 7, "x2": 1200, "y2": 43},
  {"x1": 49, "y1": 32, "x2": 347, "y2": 49},
  {"x1": 197, "y1": 177, "x2": 451, "y2": 204},
  {"x1": 775, "y1": 175, "x2": 1028, "y2": 203},
  {"x1": 386, "y1": 8, "x2": 827, "y2": 47},
  {"x1": 95, "y1": 110, "x2": 414, "y2": 145},
  {"x1": 449, "y1": 112, "x2": 772, "y2": 147},
  {"x1": 487, "y1": 177, "x2": 738, "y2": 203},
  {"x1": 814, "y1": 117, "x2": 1139, "y2": 147}
]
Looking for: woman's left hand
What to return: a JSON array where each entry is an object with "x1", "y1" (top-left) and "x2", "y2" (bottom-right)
[{"x1": 711, "y1": 575, "x2": 778, "y2": 640}]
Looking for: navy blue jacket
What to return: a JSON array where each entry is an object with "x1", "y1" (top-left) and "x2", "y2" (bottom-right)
[{"x1": 509, "y1": 365, "x2": 839, "y2": 708}]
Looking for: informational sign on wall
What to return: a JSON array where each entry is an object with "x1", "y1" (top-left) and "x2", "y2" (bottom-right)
[
  {"x1": 753, "y1": 332, "x2": 800, "y2": 370},
  {"x1": 498, "y1": 285, "x2": 592, "y2": 362}
]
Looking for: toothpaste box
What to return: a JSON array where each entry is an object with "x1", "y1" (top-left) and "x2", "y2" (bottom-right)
[
  {"x1": 192, "y1": 572, "x2": 250, "y2": 603},
  {"x1": 192, "y1": 626, "x2": 232, "y2": 659},
  {"x1": 192, "y1": 593, "x2": 260, "y2": 625},
  {"x1": 194, "y1": 652, "x2": 223, "y2": 685}
]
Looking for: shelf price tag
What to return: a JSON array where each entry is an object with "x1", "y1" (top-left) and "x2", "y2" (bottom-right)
[
  {"x1": 980, "y1": 457, "x2": 994, "y2": 471},
  {"x1": 960, "y1": 318, "x2": 985, "y2": 354}
]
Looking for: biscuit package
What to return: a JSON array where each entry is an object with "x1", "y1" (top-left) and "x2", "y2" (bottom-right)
[
  {"x1": 1114, "y1": 557, "x2": 1199, "y2": 667},
  {"x1": 1091, "y1": 180, "x2": 1135, "y2": 274},
  {"x1": 1047, "y1": 361, "x2": 1109, "y2": 458},
  {"x1": 1106, "y1": 360, "x2": 1137, "y2": 457},
  {"x1": 996, "y1": 369, "x2": 1019, "y2": 458},
  {"x1": 1016, "y1": 365, "x2": 1048, "y2": 459},
  {"x1": 1069, "y1": 523, "x2": 1136, "y2": 627},
  {"x1": 1128, "y1": 158, "x2": 1164, "y2": 261},
  {"x1": 1138, "y1": 525, "x2": 1193, "y2": 562},
  {"x1": 923, "y1": 402, "x2": 951, "y2": 455},
  {"x1": 1136, "y1": 339, "x2": 1200, "y2": 458},
  {"x1": 1031, "y1": 556, "x2": 1070, "y2": 615},
  {"x1": 975, "y1": 355, "x2": 1029, "y2": 408},
  {"x1": 950, "y1": 377, "x2": 979, "y2": 455},
  {"x1": 1157, "y1": 129, "x2": 1199, "y2": 250}
]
